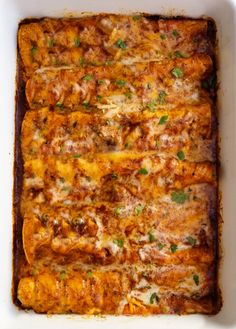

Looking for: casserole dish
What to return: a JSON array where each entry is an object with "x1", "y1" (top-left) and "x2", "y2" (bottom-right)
[{"x1": 0, "y1": 0, "x2": 236, "y2": 327}]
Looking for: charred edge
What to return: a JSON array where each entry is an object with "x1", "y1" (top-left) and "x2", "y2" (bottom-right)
[
  {"x1": 18, "y1": 14, "x2": 215, "y2": 26},
  {"x1": 207, "y1": 18, "x2": 222, "y2": 314},
  {"x1": 12, "y1": 37, "x2": 28, "y2": 308}
]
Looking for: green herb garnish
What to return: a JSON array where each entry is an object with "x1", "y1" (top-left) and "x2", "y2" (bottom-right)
[
  {"x1": 177, "y1": 150, "x2": 185, "y2": 160},
  {"x1": 73, "y1": 154, "x2": 81, "y2": 158},
  {"x1": 148, "y1": 231, "x2": 156, "y2": 243},
  {"x1": 60, "y1": 271, "x2": 67, "y2": 280},
  {"x1": 193, "y1": 274, "x2": 199, "y2": 286},
  {"x1": 160, "y1": 34, "x2": 166, "y2": 40},
  {"x1": 171, "y1": 67, "x2": 183, "y2": 78},
  {"x1": 174, "y1": 51, "x2": 185, "y2": 58},
  {"x1": 150, "y1": 292, "x2": 159, "y2": 304},
  {"x1": 157, "y1": 243, "x2": 165, "y2": 250},
  {"x1": 133, "y1": 15, "x2": 141, "y2": 21},
  {"x1": 111, "y1": 172, "x2": 118, "y2": 180},
  {"x1": 55, "y1": 102, "x2": 64, "y2": 109},
  {"x1": 124, "y1": 92, "x2": 132, "y2": 99},
  {"x1": 134, "y1": 204, "x2": 144, "y2": 216},
  {"x1": 187, "y1": 236, "x2": 197, "y2": 246},
  {"x1": 115, "y1": 207, "x2": 122, "y2": 216},
  {"x1": 172, "y1": 29, "x2": 180, "y2": 38},
  {"x1": 96, "y1": 95, "x2": 102, "y2": 101},
  {"x1": 48, "y1": 38, "x2": 54, "y2": 47},
  {"x1": 83, "y1": 74, "x2": 93, "y2": 81},
  {"x1": 116, "y1": 39, "x2": 127, "y2": 49},
  {"x1": 30, "y1": 45, "x2": 37, "y2": 56},
  {"x1": 156, "y1": 140, "x2": 161, "y2": 147},
  {"x1": 116, "y1": 79, "x2": 126, "y2": 87},
  {"x1": 74, "y1": 37, "x2": 81, "y2": 47},
  {"x1": 158, "y1": 91, "x2": 167, "y2": 105},
  {"x1": 113, "y1": 239, "x2": 124, "y2": 248},
  {"x1": 79, "y1": 57, "x2": 86, "y2": 66},
  {"x1": 158, "y1": 115, "x2": 168, "y2": 125},
  {"x1": 98, "y1": 79, "x2": 105, "y2": 85},
  {"x1": 170, "y1": 244, "x2": 178, "y2": 253},
  {"x1": 86, "y1": 270, "x2": 93, "y2": 278},
  {"x1": 171, "y1": 191, "x2": 188, "y2": 204},
  {"x1": 147, "y1": 99, "x2": 157, "y2": 112},
  {"x1": 138, "y1": 168, "x2": 148, "y2": 175},
  {"x1": 82, "y1": 101, "x2": 89, "y2": 108}
]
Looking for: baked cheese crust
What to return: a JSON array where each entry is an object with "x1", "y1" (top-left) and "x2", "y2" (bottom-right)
[{"x1": 14, "y1": 14, "x2": 220, "y2": 315}]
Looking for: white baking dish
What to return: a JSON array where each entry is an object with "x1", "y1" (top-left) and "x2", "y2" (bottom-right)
[{"x1": 0, "y1": 0, "x2": 235, "y2": 328}]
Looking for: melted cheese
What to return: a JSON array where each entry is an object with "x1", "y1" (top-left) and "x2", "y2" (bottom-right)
[{"x1": 17, "y1": 14, "x2": 218, "y2": 315}]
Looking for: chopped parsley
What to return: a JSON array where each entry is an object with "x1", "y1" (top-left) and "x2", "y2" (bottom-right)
[
  {"x1": 111, "y1": 172, "x2": 118, "y2": 180},
  {"x1": 98, "y1": 79, "x2": 105, "y2": 85},
  {"x1": 96, "y1": 95, "x2": 102, "y2": 101},
  {"x1": 157, "y1": 243, "x2": 165, "y2": 250},
  {"x1": 160, "y1": 34, "x2": 166, "y2": 40},
  {"x1": 116, "y1": 79, "x2": 126, "y2": 87},
  {"x1": 148, "y1": 231, "x2": 156, "y2": 243},
  {"x1": 73, "y1": 154, "x2": 81, "y2": 158},
  {"x1": 116, "y1": 39, "x2": 127, "y2": 49},
  {"x1": 124, "y1": 142, "x2": 129, "y2": 149},
  {"x1": 113, "y1": 239, "x2": 124, "y2": 248},
  {"x1": 124, "y1": 92, "x2": 132, "y2": 99},
  {"x1": 193, "y1": 274, "x2": 199, "y2": 286},
  {"x1": 138, "y1": 168, "x2": 148, "y2": 175},
  {"x1": 60, "y1": 271, "x2": 67, "y2": 280},
  {"x1": 133, "y1": 15, "x2": 141, "y2": 21},
  {"x1": 171, "y1": 67, "x2": 184, "y2": 78},
  {"x1": 150, "y1": 292, "x2": 159, "y2": 304},
  {"x1": 115, "y1": 207, "x2": 122, "y2": 216},
  {"x1": 30, "y1": 45, "x2": 37, "y2": 56},
  {"x1": 177, "y1": 150, "x2": 185, "y2": 160},
  {"x1": 187, "y1": 236, "x2": 197, "y2": 246},
  {"x1": 174, "y1": 51, "x2": 185, "y2": 58},
  {"x1": 74, "y1": 37, "x2": 81, "y2": 47},
  {"x1": 170, "y1": 244, "x2": 178, "y2": 253},
  {"x1": 79, "y1": 57, "x2": 86, "y2": 66},
  {"x1": 171, "y1": 191, "x2": 188, "y2": 204},
  {"x1": 83, "y1": 74, "x2": 93, "y2": 81},
  {"x1": 55, "y1": 102, "x2": 64, "y2": 109},
  {"x1": 172, "y1": 29, "x2": 180, "y2": 38},
  {"x1": 158, "y1": 115, "x2": 168, "y2": 125},
  {"x1": 48, "y1": 38, "x2": 55, "y2": 47},
  {"x1": 147, "y1": 99, "x2": 157, "y2": 112},
  {"x1": 86, "y1": 270, "x2": 93, "y2": 278},
  {"x1": 82, "y1": 101, "x2": 89, "y2": 108},
  {"x1": 158, "y1": 91, "x2": 167, "y2": 105},
  {"x1": 134, "y1": 204, "x2": 145, "y2": 216}
]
